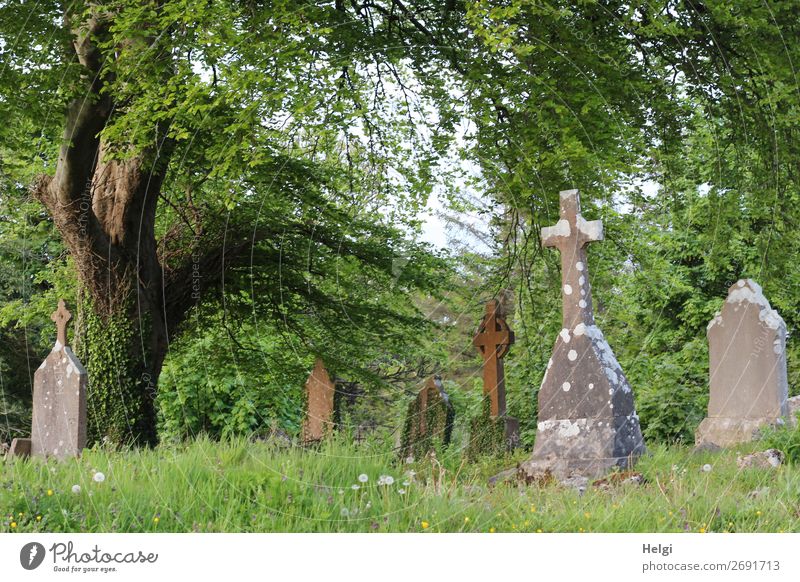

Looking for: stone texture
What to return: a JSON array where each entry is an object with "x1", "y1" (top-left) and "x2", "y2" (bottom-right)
[
  {"x1": 519, "y1": 190, "x2": 645, "y2": 480},
  {"x1": 30, "y1": 300, "x2": 88, "y2": 460},
  {"x1": 400, "y1": 375, "x2": 454, "y2": 460},
  {"x1": 301, "y1": 358, "x2": 335, "y2": 443},
  {"x1": 737, "y1": 449, "x2": 784, "y2": 470},
  {"x1": 695, "y1": 279, "x2": 789, "y2": 448}
]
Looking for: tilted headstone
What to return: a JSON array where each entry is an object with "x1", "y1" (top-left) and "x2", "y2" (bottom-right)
[
  {"x1": 29, "y1": 300, "x2": 88, "y2": 459},
  {"x1": 400, "y1": 375, "x2": 455, "y2": 460},
  {"x1": 301, "y1": 358, "x2": 336, "y2": 443},
  {"x1": 471, "y1": 299, "x2": 519, "y2": 449},
  {"x1": 695, "y1": 279, "x2": 789, "y2": 448},
  {"x1": 519, "y1": 189, "x2": 645, "y2": 479}
]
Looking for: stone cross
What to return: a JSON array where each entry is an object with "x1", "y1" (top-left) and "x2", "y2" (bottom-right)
[
  {"x1": 696, "y1": 279, "x2": 789, "y2": 448},
  {"x1": 301, "y1": 358, "x2": 336, "y2": 443},
  {"x1": 51, "y1": 299, "x2": 71, "y2": 347},
  {"x1": 472, "y1": 299, "x2": 515, "y2": 417},
  {"x1": 519, "y1": 190, "x2": 645, "y2": 480},
  {"x1": 28, "y1": 300, "x2": 88, "y2": 459},
  {"x1": 541, "y1": 189, "x2": 603, "y2": 329}
]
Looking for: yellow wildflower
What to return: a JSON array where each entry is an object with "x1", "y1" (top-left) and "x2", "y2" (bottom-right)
[
  {"x1": 153, "y1": 517, "x2": 160, "y2": 524},
  {"x1": 421, "y1": 521, "x2": 429, "y2": 529},
  {"x1": 11, "y1": 522, "x2": 17, "y2": 529},
  {"x1": 47, "y1": 489, "x2": 53, "y2": 496},
  {"x1": 489, "y1": 527, "x2": 496, "y2": 533}
]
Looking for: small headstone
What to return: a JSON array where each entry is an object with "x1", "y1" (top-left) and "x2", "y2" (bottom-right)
[
  {"x1": 7, "y1": 438, "x2": 31, "y2": 459},
  {"x1": 301, "y1": 358, "x2": 335, "y2": 443},
  {"x1": 519, "y1": 190, "x2": 645, "y2": 479},
  {"x1": 30, "y1": 300, "x2": 88, "y2": 459},
  {"x1": 468, "y1": 299, "x2": 519, "y2": 454},
  {"x1": 696, "y1": 279, "x2": 790, "y2": 448},
  {"x1": 400, "y1": 375, "x2": 455, "y2": 460}
]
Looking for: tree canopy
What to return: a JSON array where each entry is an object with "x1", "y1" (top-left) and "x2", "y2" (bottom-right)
[{"x1": 1, "y1": 0, "x2": 798, "y2": 446}]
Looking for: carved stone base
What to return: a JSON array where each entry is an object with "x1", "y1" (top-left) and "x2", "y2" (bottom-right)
[
  {"x1": 695, "y1": 416, "x2": 786, "y2": 449},
  {"x1": 520, "y1": 414, "x2": 645, "y2": 479}
]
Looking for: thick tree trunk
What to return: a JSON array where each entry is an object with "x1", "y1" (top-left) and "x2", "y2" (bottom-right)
[
  {"x1": 33, "y1": 6, "x2": 253, "y2": 446},
  {"x1": 37, "y1": 142, "x2": 170, "y2": 446}
]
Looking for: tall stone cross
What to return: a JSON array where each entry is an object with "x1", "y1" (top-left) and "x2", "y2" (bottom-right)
[
  {"x1": 519, "y1": 190, "x2": 645, "y2": 480},
  {"x1": 541, "y1": 189, "x2": 603, "y2": 329},
  {"x1": 472, "y1": 299, "x2": 515, "y2": 417}
]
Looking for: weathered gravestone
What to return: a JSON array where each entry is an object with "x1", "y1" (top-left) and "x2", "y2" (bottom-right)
[
  {"x1": 519, "y1": 189, "x2": 645, "y2": 479},
  {"x1": 468, "y1": 299, "x2": 520, "y2": 455},
  {"x1": 400, "y1": 375, "x2": 455, "y2": 460},
  {"x1": 7, "y1": 300, "x2": 88, "y2": 460},
  {"x1": 695, "y1": 279, "x2": 789, "y2": 448},
  {"x1": 301, "y1": 358, "x2": 336, "y2": 443}
]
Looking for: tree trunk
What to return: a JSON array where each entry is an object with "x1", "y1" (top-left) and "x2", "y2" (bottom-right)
[{"x1": 32, "y1": 6, "x2": 259, "y2": 446}]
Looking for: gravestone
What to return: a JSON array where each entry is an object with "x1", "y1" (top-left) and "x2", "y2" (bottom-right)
[
  {"x1": 519, "y1": 189, "x2": 645, "y2": 480},
  {"x1": 400, "y1": 375, "x2": 455, "y2": 460},
  {"x1": 9, "y1": 300, "x2": 89, "y2": 460},
  {"x1": 468, "y1": 299, "x2": 520, "y2": 455},
  {"x1": 301, "y1": 358, "x2": 336, "y2": 443},
  {"x1": 7, "y1": 438, "x2": 32, "y2": 458},
  {"x1": 695, "y1": 279, "x2": 789, "y2": 448}
]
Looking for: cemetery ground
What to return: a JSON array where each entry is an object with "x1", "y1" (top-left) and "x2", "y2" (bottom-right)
[{"x1": 3, "y1": 427, "x2": 800, "y2": 534}]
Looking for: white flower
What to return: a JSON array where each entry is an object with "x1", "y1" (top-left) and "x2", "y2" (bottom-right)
[
  {"x1": 402, "y1": 480, "x2": 410, "y2": 487},
  {"x1": 338, "y1": 489, "x2": 344, "y2": 495},
  {"x1": 340, "y1": 508, "x2": 350, "y2": 517},
  {"x1": 384, "y1": 476, "x2": 394, "y2": 486},
  {"x1": 71, "y1": 485, "x2": 81, "y2": 494},
  {"x1": 398, "y1": 489, "x2": 406, "y2": 495},
  {"x1": 351, "y1": 484, "x2": 360, "y2": 491},
  {"x1": 358, "y1": 474, "x2": 369, "y2": 483},
  {"x1": 377, "y1": 475, "x2": 394, "y2": 486},
  {"x1": 365, "y1": 501, "x2": 372, "y2": 509},
  {"x1": 702, "y1": 464, "x2": 712, "y2": 473},
  {"x1": 405, "y1": 456, "x2": 414, "y2": 464},
  {"x1": 93, "y1": 472, "x2": 105, "y2": 483}
]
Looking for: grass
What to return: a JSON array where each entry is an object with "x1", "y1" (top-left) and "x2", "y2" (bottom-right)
[{"x1": 2, "y1": 434, "x2": 800, "y2": 533}]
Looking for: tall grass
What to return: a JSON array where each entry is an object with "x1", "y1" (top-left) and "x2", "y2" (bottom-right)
[{"x1": 2, "y1": 434, "x2": 799, "y2": 532}]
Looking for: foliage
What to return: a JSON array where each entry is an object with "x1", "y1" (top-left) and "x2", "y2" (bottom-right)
[
  {"x1": 762, "y1": 419, "x2": 800, "y2": 465},
  {"x1": 466, "y1": 396, "x2": 511, "y2": 459},
  {"x1": 1, "y1": 0, "x2": 799, "y2": 449},
  {"x1": 399, "y1": 381, "x2": 454, "y2": 461}
]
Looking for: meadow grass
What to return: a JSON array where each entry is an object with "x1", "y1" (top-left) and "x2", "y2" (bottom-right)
[{"x1": 2, "y1": 434, "x2": 799, "y2": 533}]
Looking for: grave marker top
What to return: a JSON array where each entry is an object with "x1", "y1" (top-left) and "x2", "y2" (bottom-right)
[
  {"x1": 51, "y1": 299, "x2": 71, "y2": 347},
  {"x1": 541, "y1": 189, "x2": 603, "y2": 329}
]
